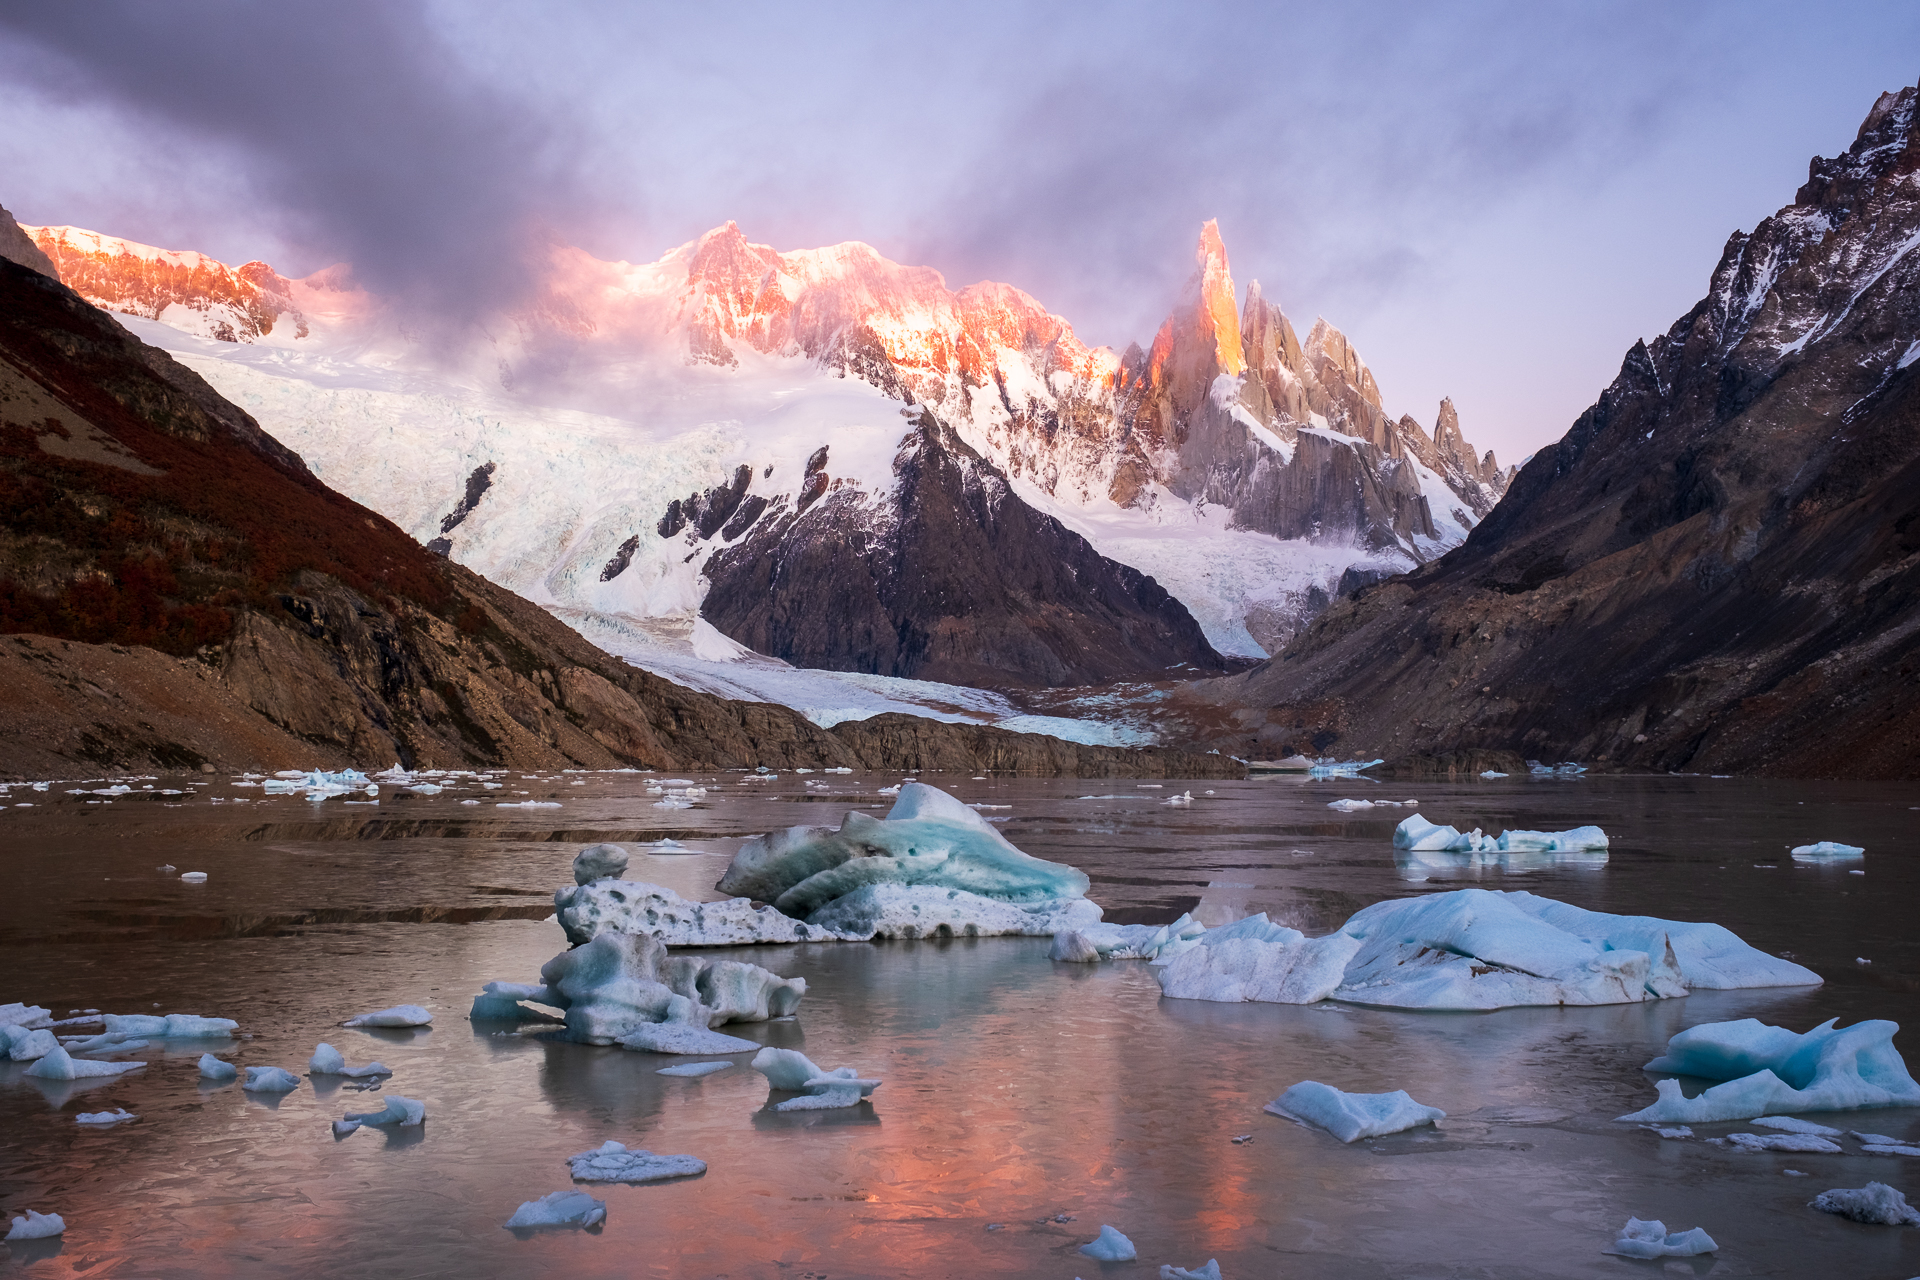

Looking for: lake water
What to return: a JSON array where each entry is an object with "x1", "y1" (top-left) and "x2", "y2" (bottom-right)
[{"x1": 2, "y1": 769, "x2": 1917, "y2": 1278}]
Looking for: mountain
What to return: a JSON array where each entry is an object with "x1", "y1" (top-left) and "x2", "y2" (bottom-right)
[
  {"x1": 1173, "y1": 85, "x2": 1920, "y2": 780},
  {"x1": 0, "y1": 232, "x2": 1236, "y2": 779},
  {"x1": 17, "y1": 216, "x2": 1505, "y2": 697}
]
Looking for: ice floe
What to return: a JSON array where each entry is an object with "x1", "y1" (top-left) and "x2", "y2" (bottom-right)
[
  {"x1": 1051, "y1": 913, "x2": 1208, "y2": 964},
  {"x1": 0, "y1": 1003, "x2": 51, "y2": 1028},
  {"x1": 103, "y1": 1013, "x2": 236, "y2": 1038},
  {"x1": 25, "y1": 1046, "x2": 144, "y2": 1079},
  {"x1": 751, "y1": 1047, "x2": 879, "y2": 1111},
  {"x1": 656, "y1": 1061, "x2": 733, "y2": 1077},
  {"x1": 179, "y1": 872, "x2": 208, "y2": 883},
  {"x1": 504, "y1": 1190, "x2": 605, "y2": 1229},
  {"x1": 1753, "y1": 1115, "x2": 1842, "y2": 1136},
  {"x1": 4, "y1": 1210, "x2": 64, "y2": 1240},
  {"x1": 75, "y1": 1108, "x2": 136, "y2": 1125},
  {"x1": 1159, "y1": 1260, "x2": 1223, "y2": 1279},
  {"x1": 309, "y1": 1043, "x2": 390, "y2": 1077},
  {"x1": 1791, "y1": 841, "x2": 1865, "y2": 860},
  {"x1": 1608, "y1": 1218, "x2": 1717, "y2": 1257},
  {"x1": 1, "y1": 1025, "x2": 57, "y2": 1060},
  {"x1": 1618, "y1": 1017, "x2": 1920, "y2": 1123},
  {"x1": 1079, "y1": 1224, "x2": 1137, "y2": 1260},
  {"x1": 1158, "y1": 889, "x2": 1819, "y2": 1011},
  {"x1": 343, "y1": 1095, "x2": 425, "y2": 1126},
  {"x1": 242, "y1": 1066, "x2": 302, "y2": 1093},
  {"x1": 1809, "y1": 1183, "x2": 1920, "y2": 1225},
  {"x1": 1721, "y1": 1132, "x2": 1842, "y2": 1153},
  {"x1": 198, "y1": 1054, "x2": 237, "y2": 1081},
  {"x1": 1392, "y1": 814, "x2": 1608, "y2": 853},
  {"x1": 1265, "y1": 1081, "x2": 1444, "y2": 1142},
  {"x1": 341, "y1": 1004, "x2": 432, "y2": 1027},
  {"x1": 566, "y1": 1140, "x2": 705, "y2": 1183}
]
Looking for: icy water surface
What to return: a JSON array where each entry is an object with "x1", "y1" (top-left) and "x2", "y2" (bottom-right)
[{"x1": 2, "y1": 770, "x2": 1918, "y2": 1278}]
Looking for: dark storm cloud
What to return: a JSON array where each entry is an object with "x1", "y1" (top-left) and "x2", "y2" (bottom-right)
[{"x1": 0, "y1": 0, "x2": 580, "y2": 318}]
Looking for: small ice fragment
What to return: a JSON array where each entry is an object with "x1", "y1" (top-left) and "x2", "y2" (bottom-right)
[
  {"x1": 1752, "y1": 1115, "x2": 1842, "y2": 1137},
  {"x1": 1049, "y1": 931, "x2": 1102, "y2": 963},
  {"x1": 343, "y1": 1095, "x2": 424, "y2": 1126},
  {"x1": 158, "y1": 864, "x2": 175, "y2": 872},
  {"x1": 332, "y1": 1120, "x2": 362, "y2": 1137},
  {"x1": 1608, "y1": 1217, "x2": 1717, "y2": 1257},
  {"x1": 1862, "y1": 1142, "x2": 1920, "y2": 1156},
  {"x1": 1644, "y1": 1126, "x2": 1692, "y2": 1139},
  {"x1": 3, "y1": 1026, "x2": 57, "y2": 1060},
  {"x1": 25, "y1": 1045, "x2": 144, "y2": 1079},
  {"x1": 656, "y1": 1061, "x2": 733, "y2": 1078},
  {"x1": 75, "y1": 1108, "x2": 136, "y2": 1125},
  {"x1": 774, "y1": 1086, "x2": 864, "y2": 1111},
  {"x1": 309, "y1": 1043, "x2": 390, "y2": 1077},
  {"x1": 1163, "y1": 791, "x2": 1193, "y2": 807},
  {"x1": 1230, "y1": 1133, "x2": 1253, "y2": 1144},
  {"x1": 198, "y1": 1053, "x2": 237, "y2": 1081},
  {"x1": 1784, "y1": 1169, "x2": 1808, "y2": 1176},
  {"x1": 1851, "y1": 1131, "x2": 1902, "y2": 1145},
  {"x1": 1790, "y1": 841, "x2": 1865, "y2": 860},
  {"x1": 504, "y1": 1190, "x2": 606, "y2": 1229},
  {"x1": 1479, "y1": 770, "x2": 1508, "y2": 778},
  {"x1": 242, "y1": 1066, "x2": 302, "y2": 1093},
  {"x1": 1725, "y1": 1132, "x2": 1842, "y2": 1153},
  {"x1": 1159, "y1": 1260, "x2": 1223, "y2": 1280},
  {"x1": 566, "y1": 1140, "x2": 705, "y2": 1183},
  {"x1": 1080, "y1": 1225, "x2": 1136, "y2": 1261},
  {"x1": 4, "y1": 1210, "x2": 65, "y2": 1240},
  {"x1": 1807, "y1": 1182, "x2": 1920, "y2": 1226},
  {"x1": 179, "y1": 872, "x2": 208, "y2": 882},
  {"x1": 750, "y1": 1047, "x2": 880, "y2": 1104},
  {"x1": 103, "y1": 1013, "x2": 237, "y2": 1038},
  {"x1": 1858, "y1": 957, "x2": 1871, "y2": 965},
  {"x1": 1266, "y1": 1080, "x2": 1444, "y2": 1142},
  {"x1": 341, "y1": 1004, "x2": 431, "y2": 1027}
]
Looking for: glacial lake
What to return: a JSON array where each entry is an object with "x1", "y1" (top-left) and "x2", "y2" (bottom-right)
[{"x1": 2, "y1": 769, "x2": 1917, "y2": 1278}]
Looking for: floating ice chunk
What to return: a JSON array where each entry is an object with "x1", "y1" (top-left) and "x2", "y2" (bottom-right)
[
  {"x1": 1050, "y1": 931, "x2": 1103, "y2": 962},
  {"x1": 1159, "y1": 1260, "x2": 1222, "y2": 1280},
  {"x1": 179, "y1": 872, "x2": 208, "y2": 883},
  {"x1": 573, "y1": 843, "x2": 629, "y2": 884},
  {"x1": 1045, "y1": 912, "x2": 1207, "y2": 966},
  {"x1": 468, "y1": 982, "x2": 564, "y2": 1022},
  {"x1": 555, "y1": 879, "x2": 863, "y2": 946},
  {"x1": 498, "y1": 800, "x2": 561, "y2": 809},
  {"x1": 103, "y1": 1013, "x2": 236, "y2": 1038},
  {"x1": 566, "y1": 1140, "x2": 705, "y2": 1183},
  {"x1": 618, "y1": 1023, "x2": 760, "y2": 1055},
  {"x1": 1392, "y1": 814, "x2": 1607, "y2": 853},
  {"x1": 1852, "y1": 1130, "x2": 1905, "y2": 1145},
  {"x1": 1479, "y1": 770, "x2": 1508, "y2": 779},
  {"x1": 2, "y1": 1026, "x2": 57, "y2": 1060},
  {"x1": 1308, "y1": 758, "x2": 1382, "y2": 778},
  {"x1": 198, "y1": 1053, "x2": 237, "y2": 1081},
  {"x1": 0, "y1": 1002, "x2": 51, "y2": 1028},
  {"x1": 1752, "y1": 1115, "x2": 1843, "y2": 1136},
  {"x1": 1863, "y1": 1143, "x2": 1920, "y2": 1156},
  {"x1": 1792, "y1": 841, "x2": 1865, "y2": 860},
  {"x1": 1265, "y1": 1081, "x2": 1443, "y2": 1142},
  {"x1": 805, "y1": 883, "x2": 1101, "y2": 941},
  {"x1": 656, "y1": 1061, "x2": 733, "y2": 1077},
  {"x1": 752, "y1": 1047, "x2": 879, "y2": 1110},
  {"x1": 1079, "y1": 1225, "x2": 1136, "y2": 1260},
  {"x1": 75, "y1": 1108, "x2": 136, "y2": 1125},
  {"x1": 1163, "y1": 791, "x2": 1194, "y2": 807},
  {"x1": 343, "y1": 1095, "x2": 424, "y2": 1126},
  {"x1": 541, "y1": 931, "x2": 805, "y2": 1046},
  {"x1": 309, "y1": 1043, "x2": 390, "y2": 1077},
  {"x1": 774, "y1": 1086, "x2": 863, "y2": 1111},
  {"x1": 1807, "y1": 1182, "x2": 1920, "y2": 1226},
  {"x1": 1619, "y1": 1017, "x2": 1920, "y2": 1122},
  {"x1": 242, "y1": 1066, "x2": 302, "y2": 1093},
  {"x1": 1646, "y1": 1126, "x2": 1692, "y2": 1139},
  {"x1": 1608, "y1": 1218, "x2": 1717, "y2": 1258},
  {"x1": 25, "y1": 1046, "x2": 144, "y2": 1079},
  {"x1": 4, "y1": 1210, "x2": 64, "y2": 1240},
  {"x1": 1724, "y1": 1132, "x2": 1842, "y2": 1153},
  {"x1": 341, "y1": 1004, "x2": 432, "y2": 1027},
  {"x1": 503, "y1": 1190, "x2": 605, "y2": 1230}
]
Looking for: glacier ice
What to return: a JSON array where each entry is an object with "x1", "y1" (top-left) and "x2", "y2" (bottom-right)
[
  {"x1": 343, "y1": 1095, "x2": 425, "y2": 1126},
  {"x1": 309, "y1": 1043, "x2": 390, "y2": 1077},
  {"x1": 566, "y1": 1140, "x2": 705, "y2": 1183},
  {"x1": 468, "y1": 982, "x2": 565, "y2": 1022},
  {"x1": 1392, "y1": 813, "x2": 1607, "y2": 853},
  {"x1": 103, "y1": 1013, "x2": 236, "y2": 1038},
  {"x1": 1157, "y1": 889, "x2": 1820, "y2": 1011},
  {"x1": 75, "y1": 1108, "x2": 136, "y2": 1125},
  {"x1": 1608, "y1": 1218, "x2": 1717, "y2": 1258},
  {"x1": 1308, "y1": 758, "x2": 1382, "y2": 778},
  {"x1": 197, "y1": 1053, "x2": 237, "y2": 1081},
  {"x1": 1158, "y1": 1260, "x2": 1222, "y2": 1280},
  {"x1": 1792, "y1": 841, "x2": 1865, "y2": 860},
  {"x1": 1265, "y1": 1081, "x2": 1443, "y2": 1142},
  {"x1": 1618, "y1": 1017, "x2": 1920, "y2": 1122},
  {"x1": 242, "y1": 1066, "x2": 302, "y2": 1093},
  {"x1": 656, "y1": 1061, "x2": 734, "y2": 1077},
  {"x1": 503, "y1": 1190, "x2": 605, "y2": 1230},
  {"x1": 1079, "y1": 1224, "x2": 1136, "y2": 1260},
  {"x1": 1808, "y1": 1183, "x2": 1920, "y2": 1225},
  {"x1": 751, "y1": 1047, "x2": 879, "y2": 1111},
  {"x1": 556, "y1": 878, "x2": 859, "y2": 946},
  {"x1": 5, "y1": 1210, "x2": 64, "y2": 1240},
  {"x1": 1, "y1": 1025, "x2": 57, "y2": 1060},
  {"x1": 25, "y1": 1046, "x2": 144, "y2": 1080},
  {"x1": 341, "y1": 1004, "x2": 432, "y2": 1027},
  {"x1": 533, "y1": 930, "x2": 803, "y2": 1045},
  {"x1": 0, "y1": 1003, "x2": 51, "y2": 1028},
  {"x1": 573, "y1": 843, "x2": 629, "y2": 884}
]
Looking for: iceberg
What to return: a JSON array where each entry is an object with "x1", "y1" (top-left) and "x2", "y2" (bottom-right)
[
  {"x1": 532, "y1": 931, "x2": 803, "y2": 1045},
  {"x1": 242, "y1": 1066, "x2": 302, "y2": 1093},
  {"x1": 4, "y1": 1210, "x2": 64, "y2": 1241},
  {"x1": 75, "y1": 1108, "x2": 137, "y2": 1125},
  {"x1": 751, "y1": 1047, "x2": 879, "y2": 1111},
  {"x1": 25, "y1": 1046, "x2": 143, "y2": 1080},
  {"x1": 1792, "y1": 841, "x2": 1865, "y2": 860},
  {"x1": 1, "y1": 1025, "x2": 57, "y2": 1060},
  {"x1": 1809, "y1": 1183, "x2": 1920, "y2": 1226},
  {"x1": 1392, "y1": 814, "x2": 1608, "y2": 853},
  {"x1": 102, "y1": 1013, "x2": 236, "y2": 1038},
  {"x1": 503, "y1": 1190, "x2": 605, "y2": 1230},
  {"x1": 566, "y1": 1141, "x2": 705, "y2": 1183},
  {"x1": 1052, "y1": 913, "x2": 1210, "y2": 964},
  {"x1": 308, "y1": 1043, "x2": 390, "y2": 1077},
  {"x1": 1157, "y1": 889, "x2": 1820, "y2": 1011},
  {"x1": 555, "y1": 879, "x2": 861, "y2": 946},
  {"x1": 1618, "y1": 1017, "x2": 1920, "y2": 1123},
  {"x1": 197, "y1": 1053, "x2": 237, "y2": 1081},
  {"x1": 1079, "y1": 1225, "x2": 1137, "y2": 1261},
  {"x1": 0, "y1": 1003, "x2": 51, "y2": 1028},
  {"x1": 341, "y1": 1004, "x2": 432, "y2": 1027},
  {"x1": 1265, "y1": 1081, "x2": 1444, "y2": 1142},
  {"x1": 1608, "y1": 1218, "x2": 1716, "y2": 1258},
  {"x1": 344, "y1": 1095, "x2": 425, "y2": 1126},
  {"x1": 1159, "y1": 1261, "x2": 1222, "y2": 1280}
]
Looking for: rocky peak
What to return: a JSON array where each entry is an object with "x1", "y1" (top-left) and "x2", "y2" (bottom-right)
[{"x1": 0, "y1": 204, "x2": 56, "y2": 277}]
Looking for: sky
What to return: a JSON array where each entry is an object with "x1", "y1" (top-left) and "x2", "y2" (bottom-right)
[{"x1": 0, "y1": 1, "x2": 1915, "y2": 463}]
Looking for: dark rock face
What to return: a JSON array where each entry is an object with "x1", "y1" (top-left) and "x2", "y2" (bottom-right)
[
  {"x1": 1177, "y1": 85, "x2": 1920, "y2": 779},
  {"x1": 700, "y1": 411, "x2": 1228, "y2": 686}
]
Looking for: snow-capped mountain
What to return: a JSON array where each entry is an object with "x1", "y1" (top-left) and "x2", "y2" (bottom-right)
[{"x1": 19, "y1": 215, "x2": 1507, "y2": 685}]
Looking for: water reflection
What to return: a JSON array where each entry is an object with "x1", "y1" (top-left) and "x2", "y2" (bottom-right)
[{"x1": 1394, "y1": 846, "x2": 1610, "y2": 881}]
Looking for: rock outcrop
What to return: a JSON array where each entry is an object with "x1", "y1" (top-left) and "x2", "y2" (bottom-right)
[{"x1": 1175, "y1": 85, "x2": 1920, "y2": 779}]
